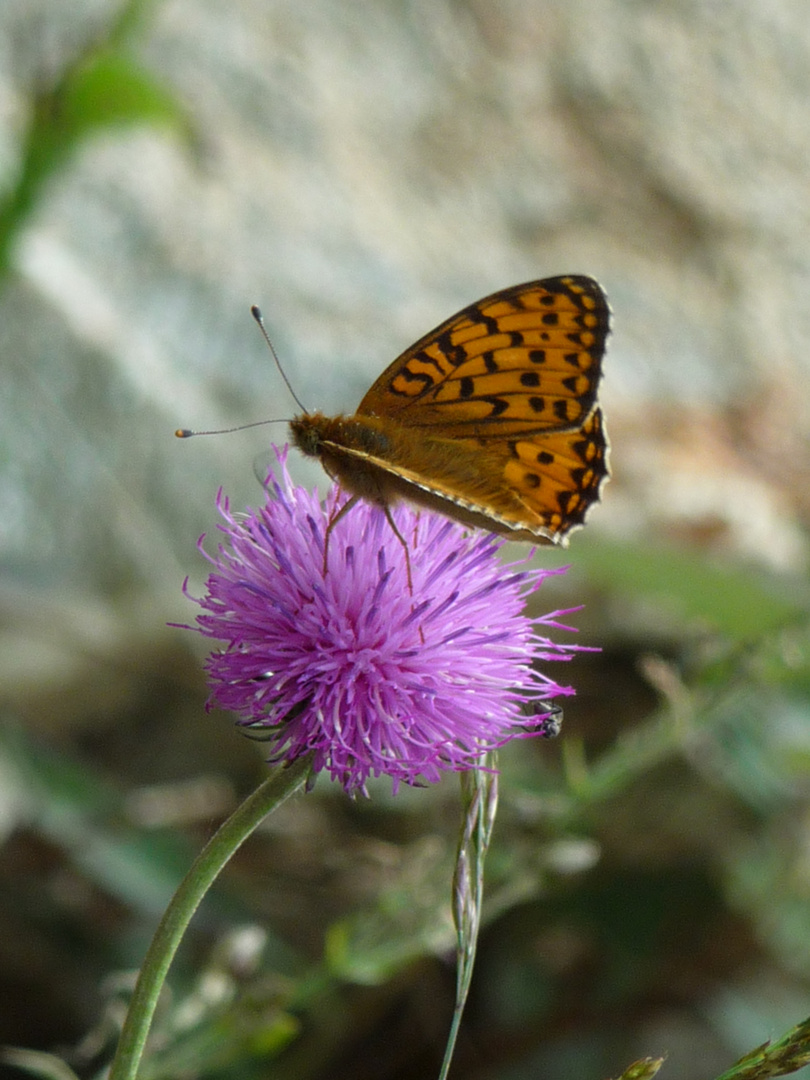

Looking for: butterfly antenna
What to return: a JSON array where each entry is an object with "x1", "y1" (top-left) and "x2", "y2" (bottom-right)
[
  {"x1": 251, "y1": 305, "x2": 309, "y2": 414},
  {"x1": 175, "y1": 418, "x2": 286, "y2": 439}
]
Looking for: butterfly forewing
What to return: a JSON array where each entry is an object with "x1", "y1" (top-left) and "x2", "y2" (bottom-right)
[{"x1": 357, "y1": 275, "x2": 609, "y2": 439}]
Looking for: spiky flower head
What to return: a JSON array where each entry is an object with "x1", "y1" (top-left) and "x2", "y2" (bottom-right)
[{"x1": 183, "y1": 450, "x2": 592, "y2": 796}]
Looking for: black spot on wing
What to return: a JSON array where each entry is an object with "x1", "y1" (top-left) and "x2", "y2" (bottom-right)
[
  {"x1": 481, "y1": 396, "x2": 510, "y2": 417},
  {"x1": 390, "y1": 371, "x2": 432, "y2": 396}
]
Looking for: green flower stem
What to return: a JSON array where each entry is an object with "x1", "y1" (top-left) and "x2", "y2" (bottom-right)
[
  {"x1": 438, "y1": 760, "x2": 498, "y2": 1080},
  {"x1": 108, "y1": 754, "x2": 314, "y2": 1080}
]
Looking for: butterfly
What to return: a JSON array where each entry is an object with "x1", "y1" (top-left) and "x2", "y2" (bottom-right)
[{"x1": 289, "y1": 275, "x2": 610, "y2": 549}]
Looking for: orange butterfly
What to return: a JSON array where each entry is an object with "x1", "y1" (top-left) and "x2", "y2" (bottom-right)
[{"x1": 290, "y1": 275, "x2": 609, "y2": 547}]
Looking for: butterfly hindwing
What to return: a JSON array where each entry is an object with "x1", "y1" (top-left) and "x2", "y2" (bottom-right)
[{"x1": 503, "y1": 407, "x2": 609, "y2": 536}]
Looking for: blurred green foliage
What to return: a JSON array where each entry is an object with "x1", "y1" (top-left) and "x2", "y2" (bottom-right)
[{"x1": 0, "y1": 0, "x2": 188, "y2": 276}]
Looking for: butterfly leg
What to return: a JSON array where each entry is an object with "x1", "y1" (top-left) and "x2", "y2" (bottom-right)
[
  {"x1": 380, "y1": 505, "x2": 421, "y2": 640},
  {"x1": 322, "y1": 492, "x2": 361, "y2": 577},
  {"x1": 323, "y1": 491, "x2": 414, "y2": 596},
  {"x1": 382, "y1": 504, "x2": 413, "y2": 595}
]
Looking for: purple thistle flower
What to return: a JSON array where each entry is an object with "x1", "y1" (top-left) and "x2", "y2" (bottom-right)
[{"x1": 182, "y1": 449, "x2": 595, "y2": 796}]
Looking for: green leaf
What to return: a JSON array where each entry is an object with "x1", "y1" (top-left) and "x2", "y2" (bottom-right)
[
  {"x1": 713, "y1": 1015, "x2": 810, "y2": 1080},
  {"x1": 61, "y1": 51, "x2": 187, "y2": 136},
  {"x1": 609, "y1": 1058, "x2": 666, "y2": 1080},
  {"x1": 0, "y1": 1049, "x2": 81, "y2": 1080},
  {"x1": 568, "y1": 535, "x2": 806, "y2": 641}
]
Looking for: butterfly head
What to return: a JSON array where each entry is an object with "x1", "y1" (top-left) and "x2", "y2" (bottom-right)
[{"x1": 289, "y1": 412, "x2": 325, "y2": 458}]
